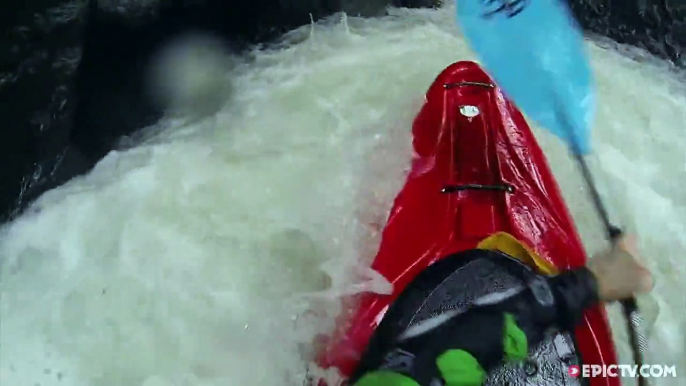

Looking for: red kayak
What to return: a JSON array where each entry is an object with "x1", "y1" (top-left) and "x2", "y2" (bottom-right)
[{"x1": 316, "y1": 61, "x2": 619, "y2": 386}]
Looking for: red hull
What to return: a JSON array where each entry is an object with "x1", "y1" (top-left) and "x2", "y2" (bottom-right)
[{"x1": 318, "y1": 61, "x2": 618, "y2": 385}]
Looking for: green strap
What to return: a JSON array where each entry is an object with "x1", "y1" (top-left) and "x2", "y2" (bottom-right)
[
  {"x1": 352, "y1": 313, "x2": 529, "y2": 386},
  {"x1": 436, "y1": 349, "x2": 486, "y2": 385},
  {"x1": 502, "y1": 313, "x2": 528, "y2": 361},
  {"x1": 436, "y1": 313, "x2": 529, "y2": 386},
  {"x1": 354, "y1": 371, "x2": 419, "y2": 386}
]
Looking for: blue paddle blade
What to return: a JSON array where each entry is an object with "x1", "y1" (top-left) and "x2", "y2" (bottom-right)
[{"x1": 456, "y1": 0, "x2": 595, "y2": 155}]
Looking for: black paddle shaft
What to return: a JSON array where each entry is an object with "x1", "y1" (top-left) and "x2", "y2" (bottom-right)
[{"x1": 571, "y1": 151, "x2": 649, "y2": 386}]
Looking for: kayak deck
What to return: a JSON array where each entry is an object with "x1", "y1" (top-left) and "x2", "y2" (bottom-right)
[{"x1": 317, "y1": 61, "x2": 618, "y2": 386}]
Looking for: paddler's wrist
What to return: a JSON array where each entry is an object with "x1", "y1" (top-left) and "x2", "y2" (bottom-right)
[{"x1": 547, "y1": 267, "x2": 600, "y2": 331}]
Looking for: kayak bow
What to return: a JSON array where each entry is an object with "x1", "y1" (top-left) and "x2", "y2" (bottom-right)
[{"x1": 317, "y1": 61, "x2": 619, "y2": 386}]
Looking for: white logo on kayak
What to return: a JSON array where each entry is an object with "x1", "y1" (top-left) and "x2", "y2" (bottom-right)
[{"x1": 460, "y1": 105, "x2": 480, "y2": 117}]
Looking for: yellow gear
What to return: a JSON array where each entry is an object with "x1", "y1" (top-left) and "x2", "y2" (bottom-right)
[{"x1": 477, "y1": 232, "x2": 558, "y2": 275}]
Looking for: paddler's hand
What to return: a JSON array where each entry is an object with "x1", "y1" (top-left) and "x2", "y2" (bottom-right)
[{"x1": 588, "y1": 234, "x2": 653, "y2": 302}]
